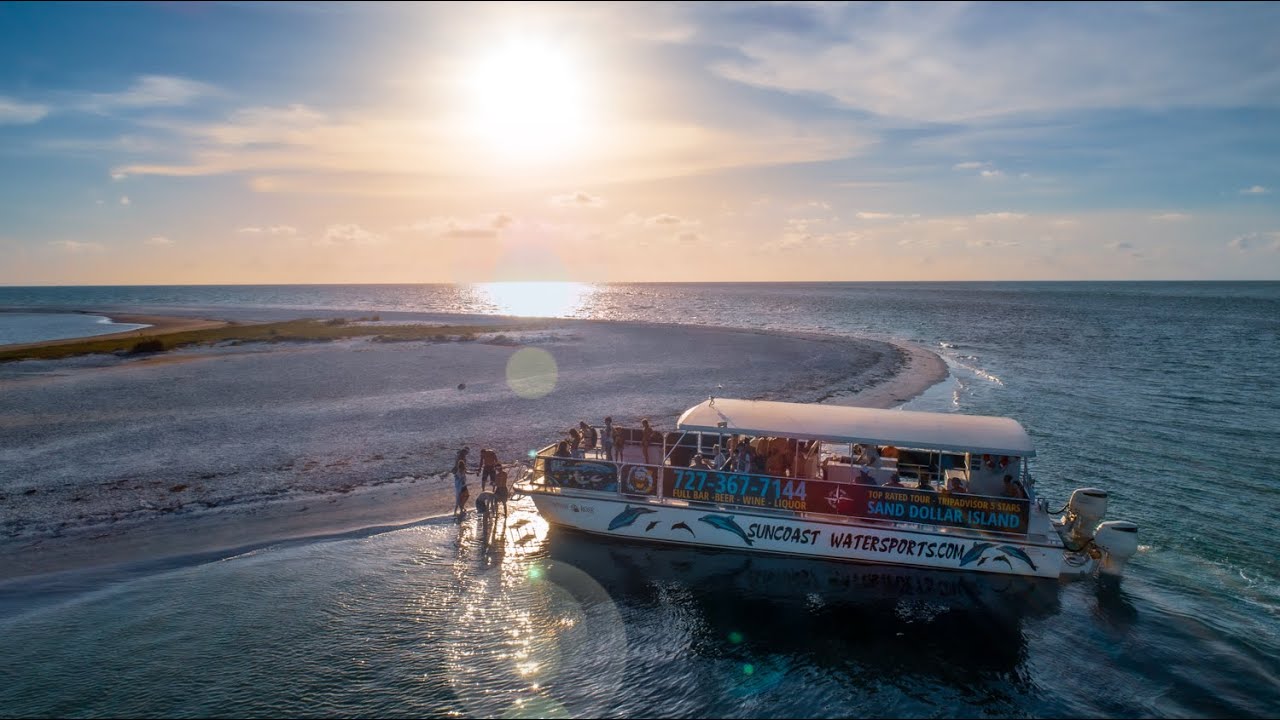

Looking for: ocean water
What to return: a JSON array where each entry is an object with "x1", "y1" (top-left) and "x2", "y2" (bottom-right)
[
  {"x1": 1, "y1": 282, "x2": 1277, "y2": 718},
  {"x1": 0, "y1": 311, "x2": 148, "y2": 346}
]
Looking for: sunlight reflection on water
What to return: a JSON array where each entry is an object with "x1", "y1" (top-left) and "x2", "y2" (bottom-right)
[{"x1": 471, "y1": 282, "x2": 598, "y2": 318}]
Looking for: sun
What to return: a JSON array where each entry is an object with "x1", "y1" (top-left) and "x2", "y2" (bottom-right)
[{"x1": 463, "y1": 36, "x2": 590, "y2": 163}]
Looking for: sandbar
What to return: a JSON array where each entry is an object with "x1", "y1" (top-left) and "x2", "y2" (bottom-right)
[{"x1": 0, "y1": 311, "x2": 947, "y2": 585}]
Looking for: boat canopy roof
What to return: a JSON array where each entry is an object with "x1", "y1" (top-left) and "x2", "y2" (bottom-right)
[{"x1": 677, "y1": 398, "x2": 1036, "y2": 457}]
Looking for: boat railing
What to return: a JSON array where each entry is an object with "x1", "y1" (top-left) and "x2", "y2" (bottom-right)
[{"x1": 522, "y1": 449, "x2": 1035, "y2": 540}]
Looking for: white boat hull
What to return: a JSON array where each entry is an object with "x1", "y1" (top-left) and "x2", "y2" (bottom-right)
[{"x1": 529, "y1": 492, "x2": 1064, "y2": 579}]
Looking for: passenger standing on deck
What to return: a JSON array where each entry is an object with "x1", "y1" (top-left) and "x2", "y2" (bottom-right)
[
  {"x1": 602, "y1": 416, "x2": 615, "y2": 462},
  {"x1": 568, "y1": 427, "x2": 583, "y2": 458},
  {"x1": 478, "y1": 447, "x2": 499, "y2": 491},
  {"x1": 579, "y1": 421, "x2": 597, "y2": 455},
  {"x1": 641, "y1": 418, "x2": 656, "y2": 465},
  {"x1": 612, "y1": 424, "x2": 626, "y2": 462},
  {"x1": 452, "y1": 457, "x2": 470, "y2": 517}
]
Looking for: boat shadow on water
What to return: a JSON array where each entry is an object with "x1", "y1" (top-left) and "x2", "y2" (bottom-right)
[{"x1": 544, "y1": 526, "x2": 1065, "y2": 680}]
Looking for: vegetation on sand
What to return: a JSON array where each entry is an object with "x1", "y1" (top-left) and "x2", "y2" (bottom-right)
[{"x1": 0, "y1": 318, "x2": 552, "y2": 363}]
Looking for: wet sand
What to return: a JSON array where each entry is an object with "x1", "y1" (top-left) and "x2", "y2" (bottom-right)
[{"x1": 0, "y1": 313, "x2": 947, "y2": 583}]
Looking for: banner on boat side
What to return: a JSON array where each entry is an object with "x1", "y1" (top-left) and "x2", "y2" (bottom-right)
[
  {"x1": 661, "y1": 468, "x2": 1030, "y2": 535},
  {"x1": 542, "y1": 457, "x2": 620, "y2": 493}
]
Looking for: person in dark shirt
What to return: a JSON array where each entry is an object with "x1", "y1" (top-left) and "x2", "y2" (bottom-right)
[
  {"x1": 478, "y1": 448, "x2": 499, "y2": 491},
  {"x1": 602, "y1": 417, "x2": 615, "y2": 461},
  {"x1": 641, "y1": 418, "x2": 657, "y2": 464},
  {"x1": 579, "y1": 421, "x2": 597, "y2": 454}
]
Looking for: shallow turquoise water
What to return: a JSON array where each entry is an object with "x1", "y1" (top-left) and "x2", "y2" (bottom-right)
[{"x1": 1, "y1": 282, "x2": 1276, "y2": 718}]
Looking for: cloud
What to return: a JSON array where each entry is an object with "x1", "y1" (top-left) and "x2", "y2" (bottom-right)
[
  {"x1": 551, "y1": 191, "x2": 605, "y2": 207},
  {"x1": 113, "y1": 98, "x2": 870, "y2": 193},
  {"x1": 81, "y1": 75, "x2": 217, "y2": 112},
  {"x1": 855, "y1": 211, "x2": 904, "y2": 220},
  {"x1": 119, "y1": 196, "x2": 130, "y2": 206},
  {"x1": 49, "y1": 240, "x2": 104, "y2": 253},
  {"x1": 676, "y1": 231, "x2": 704, "y2": 244},
  {"x1": 953, "y1": 161, "x2": 986, "y2": 170},
  {"x1": 0, "y1": 97, "x2": 50, "y2": 125},
  {"x1": 771, "y1": 217, "x2": 861, "y2": 251},
  {"x1": 320, "y1": 223, "x2": 384, "y2": 246},
  {"x1": 1229, "y1": 232, "x2": 1280, "y2": 252},
  {"x1": 967, "y1": 237, "x2": 1021, "y2": 248},
  {"x1": 789, "y1": 200, "x2": 831, "y2": 211},
  {"x1": 974, "y1": 212, "x2": 1027, "y2": 221},
  {"x1": 238, "y1": 225, "x2": 298, "y2": 236},
  {"x1": 701, "y1": 3, "x2": 1280, "y2": 123},
  {"x1": 1240, "y1": 185, "x2": 1270, "y2": 195},
  {"x1": 979, "y1": 169, "x2": 1004, "y2": 179},
  {"x1": 145, "y1": 236, "x2": 174, "y2": 246},
  {"x1": 1150, "y1": 213, "x2": 1191, "y2": 222},
  {"x1": 645, "y1": 213, "x2": 686, "y2": 227},
  {"x1": 396, "y1": 213, "x2": 513, "y2": 240},
  {"x1": 111, "y1": 171, "x2": 128, "y2": 181}
]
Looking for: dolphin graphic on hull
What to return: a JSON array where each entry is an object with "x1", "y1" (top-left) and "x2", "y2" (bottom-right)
[
  {"x1": 698, "y1": 514, "x2": 753, "y2": 546},
  {"x1": 608, "y1": 505, "x2": 657, "y2": 531}
]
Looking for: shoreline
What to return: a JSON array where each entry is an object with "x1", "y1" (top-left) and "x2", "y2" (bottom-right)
[
  {"x1": 0, "y1": 309, "x2": 229, "y2": 353},
  {"x1": 0, "y1": 309, "x2": 949, "y2": 586}
]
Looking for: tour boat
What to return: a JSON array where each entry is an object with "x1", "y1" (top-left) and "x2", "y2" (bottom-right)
[{"x1": 514, "y1": 398, "x2": 1139, "y2": 580}]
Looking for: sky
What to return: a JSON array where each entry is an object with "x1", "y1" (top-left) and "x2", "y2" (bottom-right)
[{"x1": 1, "y1": 1, "x2": 1278, "y2": 284}]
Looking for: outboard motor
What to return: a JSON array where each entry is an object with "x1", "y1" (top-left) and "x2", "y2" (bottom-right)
[
  {"x1": 1061, "y1": 488, "x2": 1109, "y2": 548},
  {"x1": 1093, "y1": 520, "x2": 1139, "y2": 577}
]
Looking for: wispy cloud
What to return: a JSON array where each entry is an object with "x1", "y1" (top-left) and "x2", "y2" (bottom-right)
[
  {"x1": 112, "y1": 100, "x2": 869, "y2": 192},
  {"x1": 0, "y1": 97, "x2": 50, "y2": 125},
  {"x1": 551, "y1": 191, "x2": 605, "y2": 207},
  {"x1": 1229, "y1": 231, "x2": 1280, "y2": 252},
  {"x1": 49, "y1": 240, "x2": 104, "y2": 253},
  {"x1": 80, "y1": 75, "x2": 218, "y2": 113},
  {"x1": 119, "y1": 196, "x2": 131, "y2": 206},
  {"x1": 644, "y1": 213, "x2": 686, "y2": 227},
  {"x1": 974, "y1": 212, "x2": 1027, "y2": 222},
  {"x1": 701, "y1": 3, "x2": 1280, "y2": 123},
  {"x1": 396, "y1": 213, "x2": 513, "y2": 240},
  {"x1": 237, "y1": 225, "x2": 298, "y2": 236},
  {"x1": 1150, "y1": 213, "x2": 1191, "y2": 222},
  {"x1": 145, "y1": 236, "x2": 174, "y2": 246},
  {"x1": 319, "y1": 223, "x2": 384, "y2": 246},
  {"x1": 1240, "y1": 185, "x2": 1270, "y2": 195},
  {"x1": 771, "y1": 217, "x2": 861, "y2": 251}
]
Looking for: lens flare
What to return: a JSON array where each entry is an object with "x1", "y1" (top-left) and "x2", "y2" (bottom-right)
[{"x1": 506, "y1": 347, "x2": 558, "y2": 399}]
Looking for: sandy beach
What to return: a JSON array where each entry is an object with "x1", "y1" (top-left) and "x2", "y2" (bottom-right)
[{"x1": 0, "y1": 311, "x2": 947, "y2": 583}]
